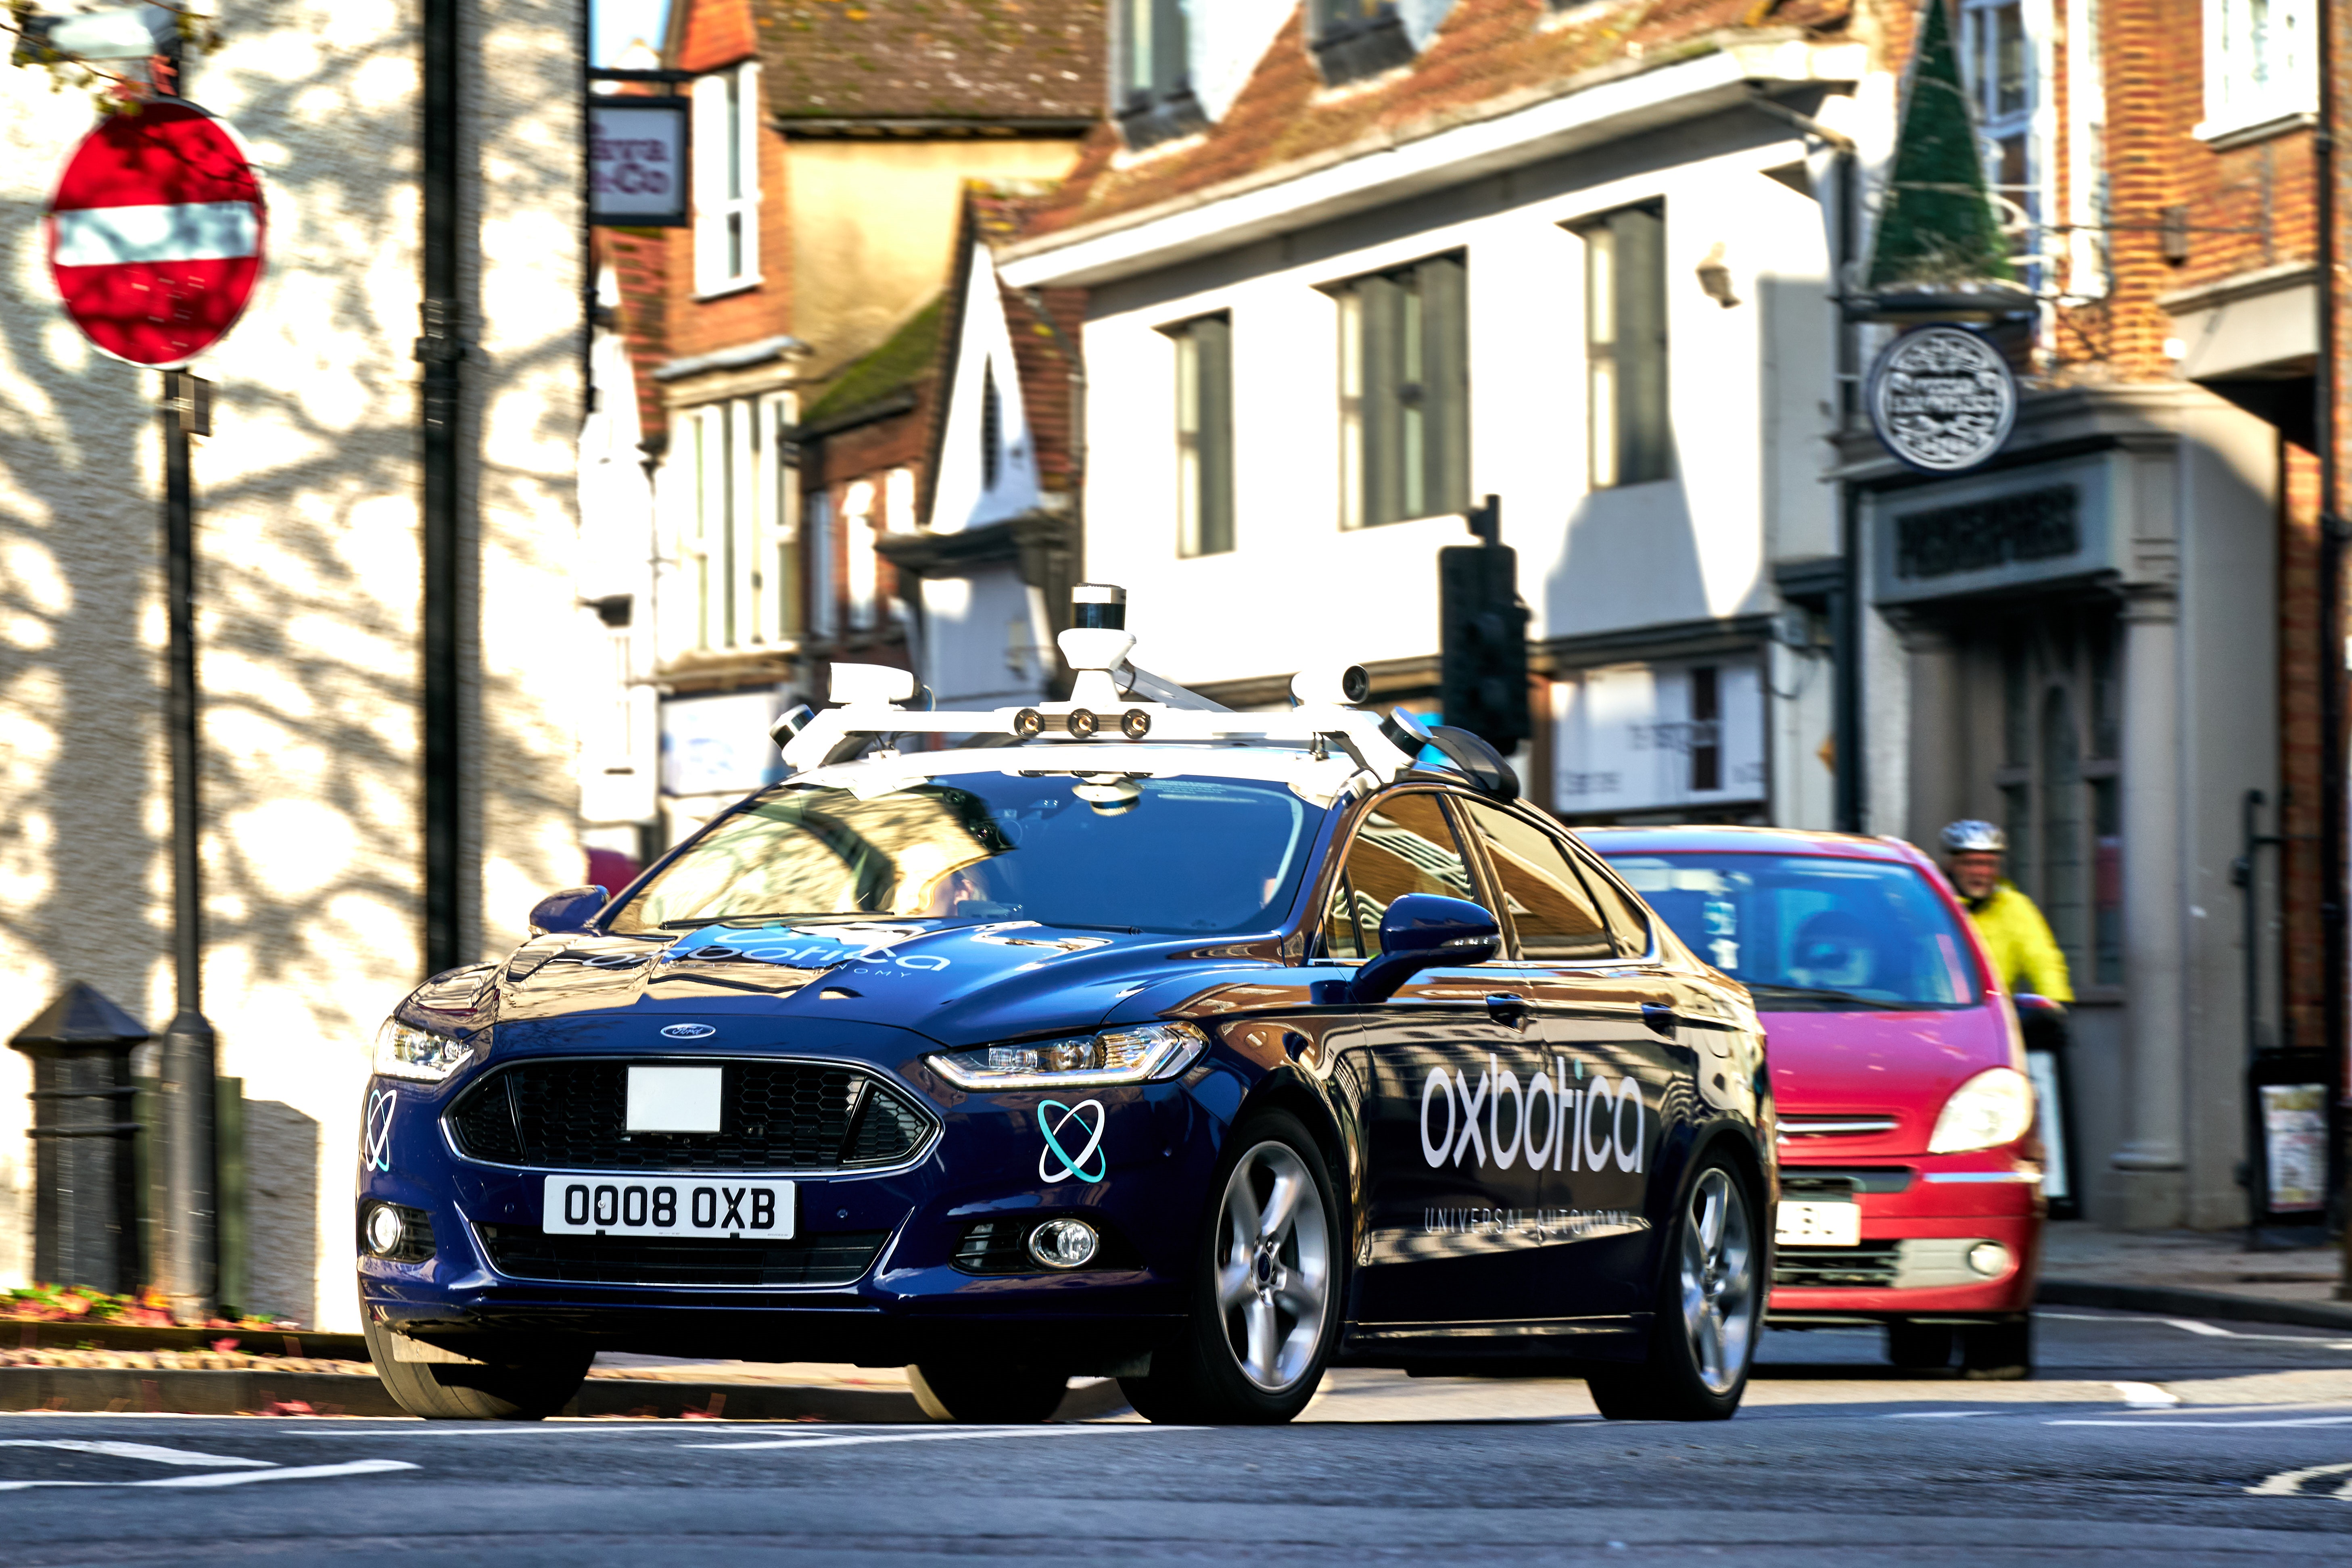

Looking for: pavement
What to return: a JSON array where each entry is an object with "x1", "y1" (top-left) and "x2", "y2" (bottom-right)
[
  {"x1": 10, "y1": 1307, "x2": 2352, "y2": 1564},
  {"x1": 2038, "y1": 1219, "x2": 2352, "y2": 1328}
]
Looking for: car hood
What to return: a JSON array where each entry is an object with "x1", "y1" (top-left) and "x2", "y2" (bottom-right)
[
  {"x1": 467, "y1": 918, "x2": 1287, "y2": 1050},
  {"x1": 1759, "y1": 1002, "x2": 2013, "y2": 1130}
]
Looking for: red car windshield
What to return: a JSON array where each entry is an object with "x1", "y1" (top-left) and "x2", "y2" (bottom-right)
[{"x1": 1603, "y1": 852, "x2": 1981, "y2": 1009}]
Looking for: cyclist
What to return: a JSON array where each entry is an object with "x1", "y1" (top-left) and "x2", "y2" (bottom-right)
[{"x1": 1938, "y1": 820, "x2": 2072, "y2": 1002}]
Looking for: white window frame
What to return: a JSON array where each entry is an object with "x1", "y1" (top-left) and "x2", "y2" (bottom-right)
[
  {"x1": 2198, "y1": 0, "x2": 2316, "y2": 141},
  {"x1": 1957, "y1": 0, "x2": 2055, "y2": 288},
  {"x1": 691, "y1": 63, "x2": 762, "y2": 297},
  {"x1": 843, "y1": 478, "x2": 879, "y2": 631},
  {"x1": 683, "y1": 394, "x2": 793, "y2": 651}
]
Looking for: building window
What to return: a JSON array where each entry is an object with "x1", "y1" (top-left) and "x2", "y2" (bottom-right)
[
  {"x1": 980, "y1": 363, "x2": 1002, "y2": 493},
  {"x1": 842, "y1": 478, "x2": 881, "y2": 632},
  {"x1": 1167, "y1": 313, "x2": 1234, "y2": 556},
  {"x1": 806, "y1": 490, "x2": 835, "y2": 641},
  {"x1": 1956, "y1": 0, "x2": 2047, "y2": 271},
  {"x1": 683, "y1": 393, "x2": 795, "y2": 651},
  {"x1": 1309, "y1": 0, "x2": 1416, "y2": 86},
  {"x1": 1116, "y1": 0, "x2": 1205, "y2": 148},
  {"x1": 2202, "y1": 0, "x2": 2316, "y2": 134},
  {"x1": 691, "y1": 63, "x2": 760, "y2": 295},
  {"x1": 1334, "y1": 252, "x2": 1468, "y2": 530},
  {"x1": 1577, "y1": 204, "x2": 1669, "y2": 489}
]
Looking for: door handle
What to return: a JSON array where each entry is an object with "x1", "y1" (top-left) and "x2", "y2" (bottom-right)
[
  {"x1": 1485, "y1": 993, "x2": 1532, "y2": 1029},
  {"x1": 1641, "y1": 1002, "x2": 1677, "y2": 1034}
]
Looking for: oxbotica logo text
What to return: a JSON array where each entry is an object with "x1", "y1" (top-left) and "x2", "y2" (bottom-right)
[
  {"x1": 1420, "y1": 1055, "x2": 1645, "y2": 1173},
  {"x1": 660, "y1": 1023, "x2": 716, "y2": 1040}
]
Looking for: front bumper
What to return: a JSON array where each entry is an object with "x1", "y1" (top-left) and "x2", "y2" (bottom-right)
[
  {"x1": 1766, "y1": 1150, "x2": 2043, "y2": 1324},
  {"x1": 356, "y1": 1047, "x2": 1243, "y2": 1367}
]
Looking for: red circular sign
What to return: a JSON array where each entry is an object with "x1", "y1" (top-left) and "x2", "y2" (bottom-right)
[{"x1": 45, "y1": 102, "x2": 267, "y2": 368}]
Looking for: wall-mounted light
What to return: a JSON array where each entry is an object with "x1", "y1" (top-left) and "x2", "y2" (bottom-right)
[{"x1": 1696, "y1": 242, "x2": 1740, "y2": 309}]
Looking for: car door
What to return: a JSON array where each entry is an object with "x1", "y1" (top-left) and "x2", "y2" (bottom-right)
[
  {"x1": 1323, "y1": 787, "x2": 1546, "y2": 1331},
  {"x1": 1452, "y1": 798, "x2": 1686, "y2": 1320}
]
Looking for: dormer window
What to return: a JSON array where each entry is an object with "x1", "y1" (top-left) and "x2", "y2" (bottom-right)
[
  {"x1": 1310, "y1": 0, "x2": 1416, "y2": 86},
  {"x1": 1115, "y1": 0, "x2": 1207, "y2": 148}
]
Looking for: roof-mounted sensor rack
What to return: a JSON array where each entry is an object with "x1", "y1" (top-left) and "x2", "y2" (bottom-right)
[{"x1": 771, "y1": 584, "x2": 1520, "y2": 800}]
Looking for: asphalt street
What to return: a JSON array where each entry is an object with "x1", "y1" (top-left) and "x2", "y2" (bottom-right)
[{"x1": 8, "y1": 1307, "x2": 2352, "y2": 1565}]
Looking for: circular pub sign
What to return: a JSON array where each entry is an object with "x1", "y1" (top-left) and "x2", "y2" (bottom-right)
[
  {"x1": 44, "y1": 101, "x2": 267, "y2": 368},
  {"x1": 1866, "y1": 324, "x2": 2017, "y2": 474}
]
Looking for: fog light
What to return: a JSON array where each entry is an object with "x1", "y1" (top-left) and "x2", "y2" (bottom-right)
[
  {"x1": 366, "y1": 1204, "x2": 407, "y2": 1256},
  {"x1": 1028, "y1": 1217, "x2": 1099, "y2": 1270},
  {"x1": 1966, "y1": 1241, "x2": 2012, "y2": 1278},
  {"x1": 363, "y1": 1201, "x2": 434, "y2": 1263}
]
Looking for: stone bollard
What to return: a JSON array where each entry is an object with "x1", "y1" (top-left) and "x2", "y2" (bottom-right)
[{"x1": 9, "y1": 984, "x2": 149, "y2": 1295}]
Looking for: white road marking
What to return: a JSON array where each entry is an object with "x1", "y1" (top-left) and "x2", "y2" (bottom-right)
[
  {"x1": 0, "y1": 1459, "x2": 416, "y2": 1492},
  {"x1": 2051, "y1": 1415, "x2": 2352, "y2": 1428},
  {"x1": 1879, "y1": 1411, "x2": 2001, "y2": 1419},
  {"x1": 2112, "y1": 1382, "x2": 2179, "y2": 1407},
  {"x1": 0, "y1": 1439, "x2": 272, "y2": 1468},
  {"x1": 2248, "y1": 1460, "x2": 2352, "y2": 1497},
  {"x1": 2037, "y1": 1311, "x2": 2352, "y2": 1348},
  {"x1": 686, "y1": 1425, "x2": 1175, "y2": 1452}
]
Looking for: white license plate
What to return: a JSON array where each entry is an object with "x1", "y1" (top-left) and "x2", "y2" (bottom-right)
[
  {"x1": 1775, "y1": 1198, "x2": 1861, "y2": 1247},
  {"x1": 542, "y1": 1175, "x2": 795, "y2": 1239}
]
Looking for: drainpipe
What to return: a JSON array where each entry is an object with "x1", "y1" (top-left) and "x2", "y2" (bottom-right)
[
  {"x1": 419, "y1": 0, "x2": 465, "y2": 975},
  {"x1": 1747, "y1": 92, "x2": 1865, "y2": 830},
  {"x1": 2317, "y1": 0, "x2": 2350, "y2": 1251}
]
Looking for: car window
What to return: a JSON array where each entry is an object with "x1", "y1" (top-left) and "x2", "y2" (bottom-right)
[
  {"x1": 609, "y1": 775, "x2": 1324, "y2": 937},
  {"x1": 1325, "y1": 791, "x2": 1480, "y2": 960},
  {"x1": 1603, "y1": 852, "x2": 1976, "y2": 1007},
  {"x1": 1454, "y1": 800, "x2": 1613, "y2": 961},
  {"x1": 1575, "y1": 853, "x2": 1653, "y2": 958}
]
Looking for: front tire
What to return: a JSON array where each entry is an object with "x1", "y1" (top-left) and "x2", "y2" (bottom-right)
[
  {"x1": 362, "y1": 1313, "x2": 590, "y2": 1421},
  {"x1": 1959, "y1": 1316, "x2": 2032, "y2": 1380},
  {"x1": 1587, "y1": 1155, "x2": 1761, "y2": 1422},
  {"x1": 907, "y1": 1363, "x2": 1070, "y2": 1423},
  {"x1": 1887, "y1": 1321, "x2": 1955, "y2": 1370},
  {"x1": 1118, "y1": 1111, "x2": 1341, "y2": 1425}
]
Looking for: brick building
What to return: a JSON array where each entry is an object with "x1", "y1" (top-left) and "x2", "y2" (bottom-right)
[
  {"x1": 589, "y1": 0, "x2": 1106, "y2": 850},
  {"x1": 1836, "y1": 0, "x2": 2320, "y2": 1229}
]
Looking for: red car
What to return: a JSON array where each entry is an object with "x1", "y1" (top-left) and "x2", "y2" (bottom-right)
[{"x1": 1584, "y1": 826, "x2": 2043, "y2": 1377}]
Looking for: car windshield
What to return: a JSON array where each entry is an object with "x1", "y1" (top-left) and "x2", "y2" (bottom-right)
[
  {"x1": 1601, "y1": 852, "x2": 1981, "y2": 1008},
  {"x1": 609, "y1": 773, "x2": 1324, "y2": 937}
]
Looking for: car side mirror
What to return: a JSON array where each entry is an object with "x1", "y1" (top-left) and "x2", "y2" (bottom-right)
[
  {"x1": 1345, "y1": 893, "x2": 1500, "y2": 1005},
  {"x1": 528, "y1": 885, "x2": 608, "y2": 937}
]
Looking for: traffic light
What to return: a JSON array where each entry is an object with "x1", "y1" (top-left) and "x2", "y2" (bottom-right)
[{"x1": 1439, "y1": 497, "x2": 1530, "y2": 750}]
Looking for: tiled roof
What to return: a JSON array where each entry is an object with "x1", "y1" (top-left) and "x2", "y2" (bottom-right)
[
  {"x1": 1021, "y1": 0, "x2": 1852, "y2": 239},
  {"x1": 753, "y1": 0, "x2": 1106, "y2": 123}
]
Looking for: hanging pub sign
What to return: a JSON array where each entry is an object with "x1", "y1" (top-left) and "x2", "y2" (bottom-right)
[
  {"x1": 1866, "y1": 324, "x2": 2018, "y2": 474},
  {"x1": 588, "y1": 96, "x2": 689, "y2": 227}
]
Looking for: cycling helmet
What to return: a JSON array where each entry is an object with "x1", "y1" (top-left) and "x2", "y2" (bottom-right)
[{"x1": 1938, "y1": 819, "x2": 2005, "y2": 854}]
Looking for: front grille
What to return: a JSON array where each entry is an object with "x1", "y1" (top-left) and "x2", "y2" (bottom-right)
[
  {"x1": 1782, "y1": 1167, "x2": 1915, "y2": 1197},
  {"x1": 1775, "y1": 1244, "x2": 1902, "y2": 1289},
  {"x1": 475, "y1": 1223, "x2": 888, "y2": 1286},
  {"x1": 445, "y1": 1059, "x2": 934, "y2": 1172}
]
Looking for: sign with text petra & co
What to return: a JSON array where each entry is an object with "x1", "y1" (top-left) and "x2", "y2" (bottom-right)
[{"x1": 590, "y1": 98, "x2": 688, "y2": 228}]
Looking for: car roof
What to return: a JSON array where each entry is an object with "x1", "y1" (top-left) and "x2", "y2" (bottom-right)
[
  {"x1": 785, "y1": 741, "x2": 1370, "y2": 806},
  {"x1": 1576, "y1": 824, "x2": 1932, "y2": 864}
]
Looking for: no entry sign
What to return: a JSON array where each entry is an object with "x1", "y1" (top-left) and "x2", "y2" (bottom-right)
[{"x1": 45, "y1": 102, "x2": 266, "y2": 367}]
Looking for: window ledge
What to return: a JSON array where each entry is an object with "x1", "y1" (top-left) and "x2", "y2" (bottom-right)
[
  {"x1": 692, "y1": 276, "x2": 764, "y2": 303},
  {"x1": 2191, "y1": 109, "x2": 2316, "y2": 152}
]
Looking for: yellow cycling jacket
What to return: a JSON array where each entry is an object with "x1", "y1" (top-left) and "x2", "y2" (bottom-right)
[{"x1": 1960, "y1": 880, "x2": 2073, "y2": 1001}]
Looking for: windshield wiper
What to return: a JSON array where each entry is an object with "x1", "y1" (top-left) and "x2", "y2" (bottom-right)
[
  {"x1": 1745, "y1": 984, "x2": 1894, "y2": 1007},
  {"x1": 658, "y1": 912, "x2": 894, "y2": 930}
]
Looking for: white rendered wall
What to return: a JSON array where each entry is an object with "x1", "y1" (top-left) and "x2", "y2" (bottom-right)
[
  {"x1": 1072, "y1": 117, "x2": 1836, "y2": 692},
  {"x1": 0, "y1": 0, "x2": 583, "y2": 1326}
]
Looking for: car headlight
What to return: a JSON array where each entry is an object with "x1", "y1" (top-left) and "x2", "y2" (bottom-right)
[
  {"x1": 373, "y1": 1019, "x2": 476, "y2": 1083},
  {"x1": 1927, "y1": 1067, "x2": 2035, "y2": 1153},
  {"x1": 928, "y1": 1021, "x2": 1210, "y2": 1091}
]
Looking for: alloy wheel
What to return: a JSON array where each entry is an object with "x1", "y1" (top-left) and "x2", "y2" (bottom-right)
[
  {"x1": 1679, "y1": 1166, "x2": 1756, "y2": 1395},
  {"x1": 1212, "y1": 1140, "x2": 1332, "y2": 1392}
]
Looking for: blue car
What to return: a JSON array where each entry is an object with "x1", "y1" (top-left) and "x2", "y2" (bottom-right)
[{"x1": 357, "y1": 587, "x2": 1773, "y2": 1424}]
